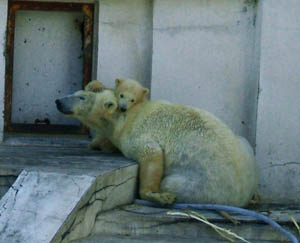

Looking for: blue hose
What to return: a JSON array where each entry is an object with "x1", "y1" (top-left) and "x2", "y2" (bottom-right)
[{"x1": 135, "y1": 199, "x2": 299, "y2": 243}]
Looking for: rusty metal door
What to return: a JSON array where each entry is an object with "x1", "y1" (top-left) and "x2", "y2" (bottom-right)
[{"x1": 5, "y1": 2, "x2": 94, "y2": 134}]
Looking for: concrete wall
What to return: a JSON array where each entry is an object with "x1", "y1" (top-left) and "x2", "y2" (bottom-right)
[
  {"x1": 255, "y1": 0, "x2": 300, "y2": 204},
  {"x1": 0, "y1": 1, "x2": 8, "y2": 142},
  {"x1": 151, "y1": 0, "x2": 258, "y2": 146},
  {"x1": 96, "y1": 0, "x2": 153, "y2": 89}
]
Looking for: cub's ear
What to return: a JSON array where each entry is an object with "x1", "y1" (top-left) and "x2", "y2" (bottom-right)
[
  {"x1": 115, "y1": 78, "x2": 124, "y2": 87},
  {"x1": 85, "y1": 80, "x2": 105, "y2": 92},
  {"x1": 103, "y1": 100, "x2": 117, "y2": 114}
]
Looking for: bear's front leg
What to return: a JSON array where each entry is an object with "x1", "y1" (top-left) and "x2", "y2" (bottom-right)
[
  {"x1": 89, "y1": 135, "x2": 119, "y2": 153},
  {"x1": 137, "y1": 142, "x2": 176, "y2": 205}
]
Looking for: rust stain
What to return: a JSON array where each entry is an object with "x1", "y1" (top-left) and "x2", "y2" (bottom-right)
[
  {"x1": 82, "y1": 5, "x2": 93, "y2": 17},
  {"x1": 83, "y1": 5, "x2": 93, "y2": 48},
  {"x1": 4, "y1": 3, "x2": 17, "y2": 132},
  {"x1": 10, "y1": 4, "x2": 21, "y2": 13},
  {"x1": 4, "y1": 1, "x2": 94, "y2": 135},
  {"x1": 82, "y1": 5, "x2": 94, "y2": 86},
  {"x1": 80, "y1": 5, "x2": 94, "y2": 135}
]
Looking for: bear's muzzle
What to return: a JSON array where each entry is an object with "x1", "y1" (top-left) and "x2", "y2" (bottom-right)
[{"x1": 55, "y1": 98, "x2": 73, "y2": 115}]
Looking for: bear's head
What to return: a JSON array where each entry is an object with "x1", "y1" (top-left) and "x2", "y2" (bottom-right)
[
  {"x1": 55, "y1": 80, "x2": 117, "y2": 127},
  {"x1": 115, "y1": 78, "x2": 149, "y2": 112}
]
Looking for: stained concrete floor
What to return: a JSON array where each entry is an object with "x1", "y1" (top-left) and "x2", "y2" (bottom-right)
[
  {"x1": 0, "y1": 143, "x2": 133, "y2": 177},
  {"x1": 0, "y1": 136, "x2": 135, "y2": 199}
]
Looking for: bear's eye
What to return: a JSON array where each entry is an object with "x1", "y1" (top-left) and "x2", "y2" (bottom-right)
[
  {"x1": 79, "y1": 96, "x2": 86, "y2": 101},
  {"x1": 131, "y1": 99, "x2": 135, "y2": 103},
  {"x1": 120, "y1": 94, "x2": 124, "y2": 98},
  {"x1": 107, "y1": 102, "x2": 114, "y2": 108}
]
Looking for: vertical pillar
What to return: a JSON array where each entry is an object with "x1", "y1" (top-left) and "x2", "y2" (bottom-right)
[
  {"x1": 0, "y1": 1, "x2": 8, "y2": 142},
  {"x1": 97, "y1": 0, "x2": 153, "y2": 88},
  {"x1": 151, "y1": 0, "x2": 258, "y2": 145},
  {"x1": 256, "y1": 0, "x2": 300, "y2": 203}
]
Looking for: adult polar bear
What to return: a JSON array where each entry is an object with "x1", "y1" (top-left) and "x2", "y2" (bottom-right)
[{"x1": 56, "y1": 81, "x2": 258, "y2": 206}]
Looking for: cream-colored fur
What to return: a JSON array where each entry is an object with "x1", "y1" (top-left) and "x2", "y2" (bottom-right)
[
  {"x1": 85, "y1": 81, "x2": 119, "y2": 153},
  {"x1": 57, "y1": 80, "x2": 258, "y2": 206},
  {"x1": 115, "y1": 78, "x2": 149, "y2": 112},
  {"x1": 87, "y1": 78, "x2": 149, "y2": 151},
  {"x1": 56, "y1": 82, "x2": 117, "y2": 152},
  {"x1": 108, "y1": 100, "x2": 257, "y2": 206}
]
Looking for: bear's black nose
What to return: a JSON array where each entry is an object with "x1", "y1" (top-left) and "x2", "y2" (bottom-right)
[
  {"x1": 120, "y1": 107, "x2": 127, "y2": 112},
  {"x1": 55, "y1": 99, "x2": 60, "y2": 105}
]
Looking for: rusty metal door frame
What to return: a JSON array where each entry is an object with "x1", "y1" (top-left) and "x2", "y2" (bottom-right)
[{"x1": 5, "y1": 1, "x2": 94, "y2": 134}]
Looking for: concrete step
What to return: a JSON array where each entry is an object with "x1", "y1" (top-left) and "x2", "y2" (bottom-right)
[
  {"x1": 72, "y1": 233, "x2": 287, "y2": 243},
  {"x1": 86, "y1": 204, "x2": 300, "y2": 242},
  {"x1": 3, "y1": 134, "x2": 90, "y2": 147},
  {"x1": 72, "y1": 234, "x2": 220, "y2": 243},
  {"x1": 0, "y1": 145, "x2": 138, "y2": 243}
]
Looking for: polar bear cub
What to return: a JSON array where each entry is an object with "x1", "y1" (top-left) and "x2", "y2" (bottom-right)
[{"x1": 115, "y1": 78, "x2": 149, "y2": 112}]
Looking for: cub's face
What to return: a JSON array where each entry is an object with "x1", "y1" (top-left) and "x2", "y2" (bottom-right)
[
  {"x1": 115, "y1": 78, "x2": 149, "y2": 112},
  {"x1": 116, "y1": 90, "x2": 138, "y2": 112},
  {"x1": 55, "y1": 89, "x2": 117, "y2": 123}
]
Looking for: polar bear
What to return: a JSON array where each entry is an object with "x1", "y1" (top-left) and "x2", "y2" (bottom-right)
[
  {"x1": 83, "y1": 80, "x2": 119, "y2": 153},
  {"x1": 56, "y1": 80, "x2": 258, "y2": 207},
  {"x1": 115, "y1": 78, "x2": 149, "y2": 112},
  {"x1": 55, "y1": 82, "x2": 118, "y2": 153}
]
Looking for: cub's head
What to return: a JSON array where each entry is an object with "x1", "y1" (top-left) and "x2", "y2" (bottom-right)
[
  {"x1": 115, "y1": 78, "x2": 149, "y2": 112},
  {"x1": 55, "y1": 80, "x2": 117, "y2": 125}
]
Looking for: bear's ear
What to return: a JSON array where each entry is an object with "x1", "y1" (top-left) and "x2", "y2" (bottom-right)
[
  {"x1": 103, "y1": 100, "x2": 117, "y2": 114},
  {"x1": 142, "y1": 88, "x2": 149, "y2": 96},
  {"x1": 85, "y1": 80, "x2": 105, "y2": 93},
  {"x1": 115, "y1": 78, "x2": 124, "y2": 87}
]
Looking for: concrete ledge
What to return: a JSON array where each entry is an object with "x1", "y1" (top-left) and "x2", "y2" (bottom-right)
[
  {"x1": 55, "y1": 166, "x2": 137, "y2": 243},
  {"x1": 0, "y1": 145, "x2": 138, "y2": 243},
  {"x1": 72, "y1": 234, "x2": 203, "y2": 243},
  {"x1": 88, "y1": 204, "x2": 300, "y2": 242}
]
